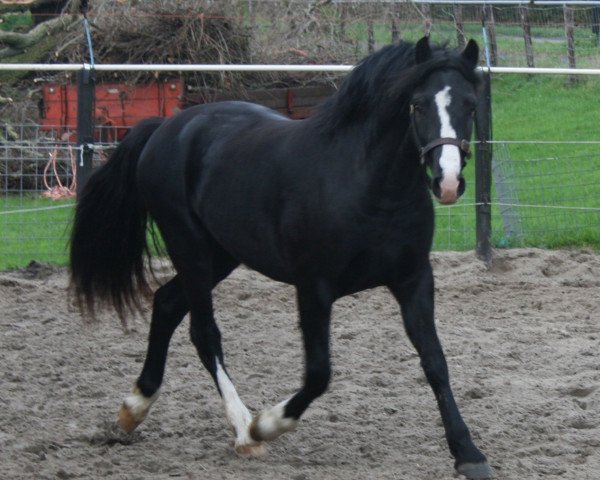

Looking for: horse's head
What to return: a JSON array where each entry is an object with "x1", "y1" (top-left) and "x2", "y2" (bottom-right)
[{"x1": 409, "y1": 37, "x2": 479, "y2": 205}]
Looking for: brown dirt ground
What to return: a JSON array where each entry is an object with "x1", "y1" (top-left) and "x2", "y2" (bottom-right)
[{"x1": 1, "y1": 248, "x2": 599, "y2": 479}]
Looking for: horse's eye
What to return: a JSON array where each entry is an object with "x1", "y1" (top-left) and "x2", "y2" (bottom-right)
[{"x1": 412, "y1": 103, "x2": 424, "y2": 114}]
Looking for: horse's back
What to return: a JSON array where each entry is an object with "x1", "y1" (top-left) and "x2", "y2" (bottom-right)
[
  {"x1": 135, "y1": 101, "x2": 299, "y2": 281},
  {"x1": 136, "y1": 101, "x2": 290, "y2": 200}
]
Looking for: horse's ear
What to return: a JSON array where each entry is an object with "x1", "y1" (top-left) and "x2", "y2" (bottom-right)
[
  {"x1": 415, "y1": 36, "x2": 432, "y2": 64},
  {"x1": 461, "y1": 39, "x2": 479, "y2": 69}
]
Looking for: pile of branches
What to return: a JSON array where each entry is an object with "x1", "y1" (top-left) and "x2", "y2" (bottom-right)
[
  {"x1": 55, "y1": 0, "x2": 252, "y2": 90},
  {"x1": 1, "y1": 0, "x2": 364, "y2": 124},
  {"x1": 54, "y1": 0, "x2": 360, "y2": 91}
]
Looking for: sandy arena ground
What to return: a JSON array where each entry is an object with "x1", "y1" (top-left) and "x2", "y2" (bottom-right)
[{"x1": 1, "y1": 248, "x2": 599, "y2": 479}]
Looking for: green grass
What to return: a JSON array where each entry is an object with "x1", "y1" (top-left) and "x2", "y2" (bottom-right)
[
  {"x1": 0, "y1": 12, "x2": 32, "y2": 32},
  {"x1": 0, "y1": 196, "x2": 74, "y2": 270},
  {"x1": 433, "y1": 74, "x2": 600, "y2": 251},
  {"x1": 488, "y1": 75, "x2": 600, "y2": 250}
]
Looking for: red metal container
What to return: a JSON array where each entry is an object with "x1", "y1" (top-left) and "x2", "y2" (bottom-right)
[{"x1": 40, "y1": 80, "x2": 184, "y2": 142}]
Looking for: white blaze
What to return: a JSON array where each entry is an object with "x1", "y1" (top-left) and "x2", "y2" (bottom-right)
[{"x1": 434, "y1": 86, "x2": 461, "y2": 180}]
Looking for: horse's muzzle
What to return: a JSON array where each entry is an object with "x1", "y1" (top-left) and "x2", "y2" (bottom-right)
[{"x1": 432, "y1": 175, "x2": 465, "y2": 205}]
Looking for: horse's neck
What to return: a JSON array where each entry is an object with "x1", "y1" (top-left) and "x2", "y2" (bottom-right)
[{"x1": 362, "y1": 125, "x2": 427, "y2": 209}]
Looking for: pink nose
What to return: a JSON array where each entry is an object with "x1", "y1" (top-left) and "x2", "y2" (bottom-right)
[{"x1": 438, "y1": 178, "x2": 459, "y2": 205}]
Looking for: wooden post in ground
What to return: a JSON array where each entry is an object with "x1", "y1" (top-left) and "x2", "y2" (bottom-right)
[
  {"x1": 453, "y1": 4, "x2": 466, "y2": 49},
  {"x1": 338, "y1": 2, "x2": 347, "y2": 38},
  {"x1": 564, "y1": 5, "x2": 577, "y2": 84},
  {"x1": 483, "y1": 5, "x2": 498, "y2": 66},
  {"x1": 367, "y1": 11, "x2": 375, "y2": 53},
  {"x1": 475, "y1": 73, "x2": 493, "y2": 265},
  {"x1": 390, "y1": 5, "x2": 400, "y2": 43},
  {"x1": 520, "y1": 5, "x2": 535, "y2": 68}
]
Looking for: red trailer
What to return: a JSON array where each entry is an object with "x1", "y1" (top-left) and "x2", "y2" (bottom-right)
[
  {"x1": 40, "y1": 80, "x2": 335, "y2": 142},
  {"x1": 40, "y1": 80, "x2": 184, "y2": 142}
]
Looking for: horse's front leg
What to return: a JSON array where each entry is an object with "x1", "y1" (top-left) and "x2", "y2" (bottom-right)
[
  {"x1": 388, "y1": 264, "x2": 493, "y2": 480},
  {"x1": 249, "y1": 284, "x2": 333, "y2": 442}
]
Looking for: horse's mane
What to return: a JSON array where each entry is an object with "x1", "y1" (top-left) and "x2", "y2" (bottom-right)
[{"x1": 311, "y1": 41, "x2": 480, "y2": 134}]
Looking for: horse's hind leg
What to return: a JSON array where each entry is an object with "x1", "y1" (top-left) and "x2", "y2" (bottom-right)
[
  {"x1": 154, "y1": 222, "x2": 262, "y2": 455},
  {"x1": 119, "y1": 276, "x2": 188, "y2": 432},
  {"x1": 178, "y1": 252, "x2": 264, "y2": 456},
  {"x1": 249, "y1": 284, "x2": 333, "y2": 442}
]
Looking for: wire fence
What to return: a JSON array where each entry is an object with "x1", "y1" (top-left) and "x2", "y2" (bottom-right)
[
  {"x1": 491, "y1": 142, "x2": 600, "y2": 249},
  {"x1": 0, "y1": 124, "x2": 110, "y2": 269}
]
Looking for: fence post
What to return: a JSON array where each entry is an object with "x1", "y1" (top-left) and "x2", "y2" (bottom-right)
[
  {"x1": 563, "y1": 5, "x2": 577, "y2": 84},
  {"x1": 520, "y1": 5, "x2": 535, "y2": 68},
  {"x1": 367, "y1": 14, "x2": 375, "y2": 53},
  {"x1": 390, "y1": 6, "x2": 400, "y2": 43},
  {"x1": 474, "y1": 72, "x2": 492, "y2": 265},
  {"x1": 483, "y1": 5, "x2": 498, "y2": 66},
  {"x1": 338, "y1": 2, "x2": 347, "y2": 37},
  {"x1": 76, "y1": 65, "x2": 95, "y2": 195},
  {"x1": 453, "y1": 4, "x2": 466, "y2": 49}
]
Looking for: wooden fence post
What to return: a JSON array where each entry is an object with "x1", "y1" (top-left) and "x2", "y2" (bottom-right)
[
  {"x1": 520, "y1": 5, "x2": 535, "y2": 68},
  {"x1": 475, "y1": 72, "x2": 493, "y2": 265},
  {"x1": 483, "y1": 5, "x2": 498, "y2": 66},
  {"x1": 593, "y1": 7, "x2": 600, "y2": 46},
  {"x1": 421, "y1": 3, "x2": 432, "y2": 36},
  {"x1": 390, "y1": 5, "x2": 399, "y2": 43},
  {"x1": 367, "y1": 12, "x2": 375, "y2": 53},
  {"x1": 338, "y1": 2, "x2": 347, "y2": 38},
  {"x1": 564, "y1": 5, "x2": 577, "y2": 83},
  {"x1": 453, "y1": 4, "x2": 466, "y2": 49}
]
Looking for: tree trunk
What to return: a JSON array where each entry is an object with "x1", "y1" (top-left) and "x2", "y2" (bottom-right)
[{"x1": 0, "y1": 13, "x2": 78, "y2": 53}]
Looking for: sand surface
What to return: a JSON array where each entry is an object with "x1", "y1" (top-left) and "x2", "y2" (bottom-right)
[{"x1": 1, "y1": 248, "x2": 599, "y2": 479}]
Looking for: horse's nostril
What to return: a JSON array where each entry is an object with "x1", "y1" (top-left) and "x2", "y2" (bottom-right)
[{"x1": 432, "y1": 177, "x2": 442, "y2": 199}]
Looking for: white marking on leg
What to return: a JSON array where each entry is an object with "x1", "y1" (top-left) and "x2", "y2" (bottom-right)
[
  {"x1": 434, "y1": 86, "x2": 461, "y2": 180},
  {"x1": 215, "y1": 360, "x2": 259, "y2": 451},
  {"x1": 251, "y1": 398, "x2": 298, "y2": 441},
  {"x1": 119, "y1": 386, "x2": 159, "y2": 432},
  {"x1": 123, "y1": 387, "x2": 159, "y2": 419}
]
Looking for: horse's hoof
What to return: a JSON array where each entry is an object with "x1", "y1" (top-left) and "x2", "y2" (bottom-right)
[
  {"x1": 456, "y1": 462, "x2": 494, "y2": 479},
  {"x1": 248, "y1": 404, "x2": 298, "y2": 442},
  {"x1": 118, "y1": 403, "x2": 144, "y2": 433},
  {"x1": 235, "y1": 442, "x2": 267, "y2": 458}
]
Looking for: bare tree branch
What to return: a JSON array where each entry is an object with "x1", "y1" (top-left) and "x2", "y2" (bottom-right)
[{"x1": 0, "y1": 13, "x2": 78, "y2": 50}]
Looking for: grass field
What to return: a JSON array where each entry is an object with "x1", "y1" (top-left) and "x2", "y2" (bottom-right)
[{"x1": 0, "y1": 197, "x2": 74, "y2": 269}]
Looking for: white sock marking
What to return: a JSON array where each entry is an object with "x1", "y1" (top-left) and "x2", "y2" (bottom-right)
[
  {"x1": 123, "y1": 388, "x2": 159, "y2": 419},
  {"x1": 434, "y1": 86, "x2": 461, "y2": 180},
  {"x1": 215, "y1": 361, "x2": 256, "y2": 448},
  {"x1": 254, "y1": 398, "x2": 298, "y2": 441}
]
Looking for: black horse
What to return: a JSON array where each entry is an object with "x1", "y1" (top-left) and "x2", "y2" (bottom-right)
[{"x1": 70, "y1": 37, "x2": 492, "y2": 479}]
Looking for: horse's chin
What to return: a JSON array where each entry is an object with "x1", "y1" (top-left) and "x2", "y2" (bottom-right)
[{"x1": 435, "y1": 192, "x2": 459, "y2": 205}]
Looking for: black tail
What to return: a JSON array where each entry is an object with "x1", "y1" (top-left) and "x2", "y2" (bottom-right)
[{"x1": 70, "y1": 117, "x2": 164, "y2": 319}]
